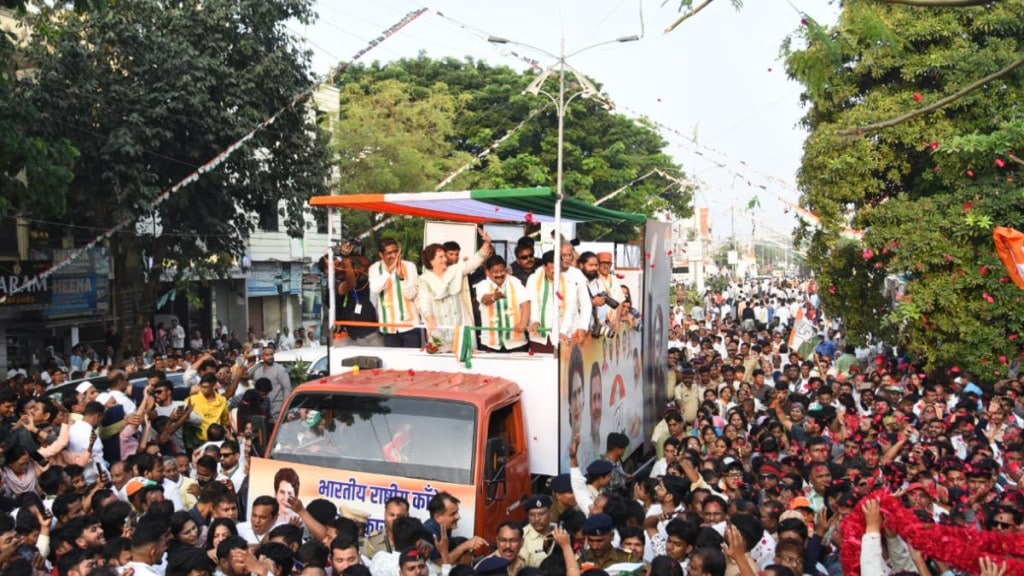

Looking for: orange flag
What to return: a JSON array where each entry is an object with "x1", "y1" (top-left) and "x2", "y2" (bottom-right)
[{"x1": 994, "y1": 227, "x2": 1024, "y2": 289}]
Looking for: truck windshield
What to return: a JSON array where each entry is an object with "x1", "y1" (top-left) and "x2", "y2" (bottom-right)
[{"x1": 270, "y1": 393, "x2": 477, "y2": 485}]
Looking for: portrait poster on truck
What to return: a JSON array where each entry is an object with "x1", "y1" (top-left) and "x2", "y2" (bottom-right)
[
  {"x1": 559, "y1": 331, "x2": 645, "y2": 470},
  {"x1": 643, "y1": 221, "x2": 671, "y2": 434},
  {"x1": 248, "y1": 458, "x2": 477, "y2": 537}
]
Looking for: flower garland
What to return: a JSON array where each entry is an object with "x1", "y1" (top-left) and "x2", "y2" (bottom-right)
[{"x1": 840, "y1": 491, "x2": 1024, "y2": 575}]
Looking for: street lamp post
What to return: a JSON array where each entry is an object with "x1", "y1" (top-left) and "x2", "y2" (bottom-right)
[{"x1": 487, "y1": 33, "x2": 638, "y2": 352}]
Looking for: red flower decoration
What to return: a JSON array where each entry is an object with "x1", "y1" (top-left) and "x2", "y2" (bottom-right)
[
  {"x1": 1010, "y1": 334, "x2": 1018, "y2": 340},
  {"x1": 1000, "y1": 355, "x2": 1008, "y2": 364},
  {"x1": 983, "y1": 292, "x2": 995, "y2": 303},
  {"x1": 528, "y1": 349, "x2": 535, "y2": 356},
  {"x1": 913, "y1": 92, "x2": 923, "y2": 102},
  {"x1": 967, "y1": 169, "x2": 975, "y2": 177},
  {"x1": 407, "y1": 369, "x2": 416, "y2": 376},
  {"x1": 862, "y1": 248, "x2": 875, "y2": 260},
  {"x1": 801, "y1": 17, "x2": 808, "y2": 25},
  {"x1": 524, "y1": 212, "x2": 536, "y2": 224},
  {"x1": 372, "y1": 369, "x2": 380, "y2": 376},
  {"x1": 980, "y1": 265, "x2": 990, "y2": 275},
  {"x1": 840, "y1": 492, "x2": 1024, "y2": 576},
  {"x1": 944, "y1": 254, "x2": 954, "y2": 262},
  {"x1": 929, "y1": 141, "x2": 940, "y2": 151},
  {"x1": 996, "y1": 158, "x2": 1006, "y2": 168}
]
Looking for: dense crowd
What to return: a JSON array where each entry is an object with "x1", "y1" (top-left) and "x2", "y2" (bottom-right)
[{"x1": 0, "y1": 245, "x2": 1020, "y2": 576}]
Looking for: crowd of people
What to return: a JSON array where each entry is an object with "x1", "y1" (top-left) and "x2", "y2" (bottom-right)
[{"x1": 0, "y1": 253, "x2": 1021, "y2": 576}]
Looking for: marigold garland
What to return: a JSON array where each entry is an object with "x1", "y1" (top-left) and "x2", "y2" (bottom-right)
[{"x1": 840, "y1": 491, "x2": 1024, "y2": 576}]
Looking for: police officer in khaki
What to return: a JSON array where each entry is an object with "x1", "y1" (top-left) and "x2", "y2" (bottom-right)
[
  {"x1": 577, "y1": 513, "x2": 637, "y2": 569},
  {"x1": 519, "y1": 495, "x2": 556, "y2": 568}
]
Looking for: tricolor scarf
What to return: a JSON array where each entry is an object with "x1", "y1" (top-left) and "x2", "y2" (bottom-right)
[
  {"x1": 377, "y1": 262, "x2": 416, "y2": 333},
  {"x1": 453, "y1": 325, "x2": 474, "y2": 368},
  {"x1": 535, "y1": 273, "x2": 567, "y2": 334},
  {"x1": 484, "y1": 280, "x2": 520, "y2": 349}
]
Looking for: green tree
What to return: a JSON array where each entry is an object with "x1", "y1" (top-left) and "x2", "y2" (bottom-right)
[
  {"x1": 328, "y1": 74, "x2": 474, "y2": 249},
  {"x1": 24, "y1": 0, "x2": 331, "y2": 356},
  {"x1": 335, "y1": 56, "x2": 690, "y2": 245},
  {"x1": 0, "y1": 7, "x2": 78, "y2": 217},
  {"x1": 785, "y1": 0, "x2": 1024, "y2": 379}
]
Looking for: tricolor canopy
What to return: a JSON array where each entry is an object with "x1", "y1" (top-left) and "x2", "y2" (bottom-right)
[{"x1": 309, "y1": 188, "x2": 646, "y2": 224}]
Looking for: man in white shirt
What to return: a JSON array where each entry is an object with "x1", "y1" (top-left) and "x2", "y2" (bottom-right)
[
  {"x1": 278, "y1": 326, "x2": 295, "y2": 350},
  {"x1": 559, "y1": 242, "x2": 592, "y2": 340},
  {"x1": 527, "y1": 251, "x2": 575, "y2": 354},
  {"x1": 120, "y1": 516, "x2": 168, "y2": 576},
  {"x1": 593, "y1": 252, "x2": 628, "y2": 327},
  {"x1": 68, "y1": 401, "x2": 107, "y2": 484},
  {"x1": 104, "y1": 370, "x2": 137, "y2": 414},
  {"x1": 238, "y1": 495, "x2": 282, "y2": 546},
  {"x1": 218, "y1": 439, "x2": 248, "y2": 491},
  {"x1": 170, "y1": 318, "x2": 186, "y2": 351},
  {"x1": 370, "y1": 237, "x2": 422, "y2": 349},
  {"x1": 474, "y1": 256, "x2": 531, "y2": 353}
]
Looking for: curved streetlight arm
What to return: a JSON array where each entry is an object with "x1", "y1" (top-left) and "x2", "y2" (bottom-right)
[
  {"x1": 565, "y1": 35, "x2": 640, "y2": 59},
  {"x1": 488, "y1": 35, "x2": 640, "y2": 62}
]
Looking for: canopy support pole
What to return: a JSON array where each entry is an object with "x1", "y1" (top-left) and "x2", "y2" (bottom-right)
[{"x1": 327, "y1": 207, "x2": 337, "y2": 362}]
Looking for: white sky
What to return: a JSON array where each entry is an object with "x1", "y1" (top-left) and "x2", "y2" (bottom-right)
[{"x1": 299, "y1": 0, "x2": 841, "y2": 248}]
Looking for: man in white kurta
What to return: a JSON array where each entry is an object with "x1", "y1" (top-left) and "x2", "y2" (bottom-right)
[
  {"x1": 527, "y1": 251, "x2": 576, "y2": 353},
  {"x1": 559, "y1": 242, "x2": 593, "y2": 339},
  {"x1": 474, "y1": 255, "x2": 531, "y2": 352},
  {"x1": 369, "y1": 237, "x2": 422, "y2": 348}
]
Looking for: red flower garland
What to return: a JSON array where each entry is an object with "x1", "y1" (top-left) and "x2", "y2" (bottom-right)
[{"x1": 840, "y1": 491, "x2": 1024, "y2": 575}]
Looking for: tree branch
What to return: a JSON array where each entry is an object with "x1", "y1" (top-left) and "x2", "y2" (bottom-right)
[
  {"x1": 839, "y1": 54, "x2": 1024, "y2": 137},
  {"x1": 1008, "y1": 153, "x2": 1024, "y2": 166},
  {"x1": 664, "y1": 0, "x2": 716, "y2": 33},
  {"x1": 881, "y1": 0, "x2": 997, "y2": 6}
]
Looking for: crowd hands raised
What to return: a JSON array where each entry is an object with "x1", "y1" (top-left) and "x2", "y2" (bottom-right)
[
  {"x1": 0, "y1": 269, "x2": 1021, "y2": 576},
  {"x1": 549, "y1": 277, "x2": 1023, "y2": 576},
  {"x1": 327, "y1": 232, "x2": 639, "y2": 354},
  {"x1": 0, "y1": 322, "x2": 306, "y2": 576}
]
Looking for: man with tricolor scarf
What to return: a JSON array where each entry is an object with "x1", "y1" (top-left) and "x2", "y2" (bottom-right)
[
  {"x1": 474, "y1": 255, "x2": 531, "y2": 353},
  {"x1": 527, "y1": 251, "x2": 580, "y2": 354},
  {"x1": 369, "y1": 237, "x2": 422, "y2": 348}
]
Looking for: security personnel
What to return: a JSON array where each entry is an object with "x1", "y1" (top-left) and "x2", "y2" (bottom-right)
[
  {"x1": 578, "y1": 513, "x2": 637, "y2": 569},
  {"x1": 474, "y1": 556, "x2": 511, "y2": 576},
  {"x1": 550, "y1": 474, "x2": 577, "y2": 523},
  {"x1": 602, "y1": 432, "x2": 630, "y2": 493},
  {"x1": 520, "y1": 495, "x2": 556, "y2": 568}
]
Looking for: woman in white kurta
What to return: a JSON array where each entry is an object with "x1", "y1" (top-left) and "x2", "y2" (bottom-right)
[{"x1": 416, "y1": 230, "x2": 491, "y2": 350}]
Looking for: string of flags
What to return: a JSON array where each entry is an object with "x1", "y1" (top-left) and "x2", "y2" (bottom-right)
[{"x1": 0, "y1": 9, "x2": 428, "y2": 305}]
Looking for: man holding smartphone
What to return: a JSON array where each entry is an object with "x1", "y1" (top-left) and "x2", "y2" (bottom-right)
[{"x1": 150, "y1": 377, "x2": 201, "y2": 454}]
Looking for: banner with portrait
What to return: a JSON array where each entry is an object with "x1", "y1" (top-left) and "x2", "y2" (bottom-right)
[
  {"x1": 248, "y1": 458, "x2": 477, "y2": 537},
  {"x1": 558, "y1": 329, "x2": 646, "y2": 471}
]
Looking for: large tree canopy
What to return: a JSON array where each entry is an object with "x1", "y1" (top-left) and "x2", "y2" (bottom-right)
[
  {"x1": 21, "y1": 0, "x2": 331, "y2": 349},
  {"x1": 785, "y1": 0, "x2": 1024, "y2": 378},
  {"x1": 333, "y1": 55, "x2": 691, "y2": 245}
]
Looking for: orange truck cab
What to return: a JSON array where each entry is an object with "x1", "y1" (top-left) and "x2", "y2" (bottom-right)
[{"x1": 250, "y1": 368, "x2": 532, "y2": 540}]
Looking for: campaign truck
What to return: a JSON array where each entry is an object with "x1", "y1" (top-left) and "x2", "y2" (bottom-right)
[{"x1": 248, "y1": 188, "x2": 672, "y2": 540}]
